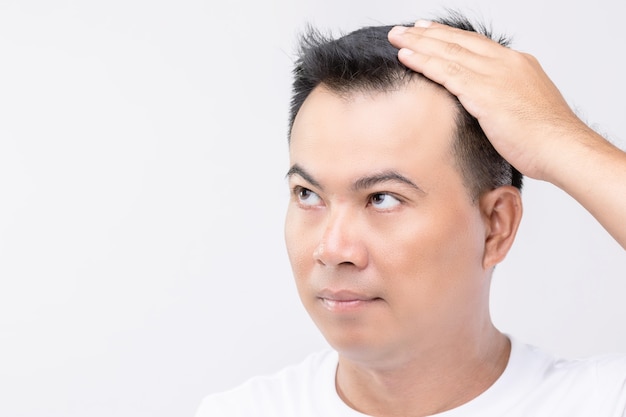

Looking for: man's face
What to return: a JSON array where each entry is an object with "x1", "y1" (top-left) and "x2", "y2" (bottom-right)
[{"x1": 285, "y1": 82, "x2": 492, "y2": 367}]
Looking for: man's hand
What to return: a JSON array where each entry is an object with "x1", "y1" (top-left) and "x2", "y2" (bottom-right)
[
  {"x1": 388, "y1": 20, "x2": 626, "y2": 249},
  {"x1": 388, "y1": 21, "x2": 589, "y2": 182}
]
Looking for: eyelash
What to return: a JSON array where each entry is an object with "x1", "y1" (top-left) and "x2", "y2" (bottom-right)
[
  {"x1": 291, "y1": 185, "x2": 309, "y2": 198},
  {"x1": 368, "y1": 192, "x2": 404, "y2": 210},
  {"x1": 291, "y1": 186, "x2": 405, "y2": 209},
  {"x1": 291, "y1": 185, "x2": 320, "y2": 203}
]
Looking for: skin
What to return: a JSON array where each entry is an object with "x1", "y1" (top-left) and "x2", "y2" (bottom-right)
[
  {"x1": 388, "y1": 21, "x2": 626, "y2": 249},
  {"x1": 285, "y1": 81, "x2": 521, "y2": 416},
  {"x1": 283, "y1": 20, "x2": 625, "y2": 416}
]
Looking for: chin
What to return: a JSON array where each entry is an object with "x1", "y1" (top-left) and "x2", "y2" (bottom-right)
[{"x1": 315, "y1": 322, "x2": 397, "y2": 365}]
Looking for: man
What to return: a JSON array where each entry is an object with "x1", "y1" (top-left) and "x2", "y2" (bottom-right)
[{"x1": 195, "y1": 12, "x2": 626, "y2": 416}]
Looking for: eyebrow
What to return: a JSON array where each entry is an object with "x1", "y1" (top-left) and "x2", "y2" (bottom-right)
[
  {"x1": 286, "y1": 164, "x2": 324, "y2": 190},
  {"x1": 352, "y1": 171, "x2": 424, "y2": 193},
  {"x1": 286, "y1": 164, "x2": 424, "y2": 194}
]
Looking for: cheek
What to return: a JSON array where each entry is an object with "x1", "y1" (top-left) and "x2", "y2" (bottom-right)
[
  {"x1": 284, "y1": 208, "x2": 324, "y2": 316},
  {"x1": 381, "y1": 205, "x2": 485, "y2": 287},
  {"x1": 284, "y1": 206, "x2": 315, "y2": 277},
  {"x1": 376, "y1": 208, "x2": 486, "y2": 329}
]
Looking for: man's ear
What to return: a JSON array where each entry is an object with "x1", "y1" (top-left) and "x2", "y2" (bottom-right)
[{"x1": 479, "y1": 186, "x2": 523, "y2": 269}]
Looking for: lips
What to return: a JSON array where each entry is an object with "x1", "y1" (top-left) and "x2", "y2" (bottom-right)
[{"x1": 317, "y1": 289, "x2": 381, "y2": 312}]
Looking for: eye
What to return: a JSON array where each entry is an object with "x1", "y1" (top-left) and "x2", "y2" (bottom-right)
[
  {"x1": 370, "y1": 193, "x2": 401, "y2": 210},
  {"x1": 294, "y1": 186, "x2": 323, "y2": 207}
]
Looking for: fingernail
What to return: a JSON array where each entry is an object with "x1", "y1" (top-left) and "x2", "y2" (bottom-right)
[
  {"x1": 414, "y1": 20, "x2": 432, "y2": 28},
  {"x1": 390, "y1": 26, "x2": 408, "y2": 35},
  {"x1": 399, "y1": 48, "x2": 414, "y2": 57}
]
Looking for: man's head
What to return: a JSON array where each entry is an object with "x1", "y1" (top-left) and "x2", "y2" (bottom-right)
[
  {"x1": 288, "y1": 14, "x2": 523, "y2": 200},
  {"x1": 284, "y1": 14, "x2": 523, "y2": 365}
]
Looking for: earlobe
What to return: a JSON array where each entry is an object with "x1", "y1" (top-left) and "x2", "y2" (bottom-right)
[{"x1": 480, "y1": 186, "x2": 523, "y2": 269}]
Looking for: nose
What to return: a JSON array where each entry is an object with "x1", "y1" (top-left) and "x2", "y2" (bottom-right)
[{"x1": 313, "y1": 209, "x2": 368, "y2": 269}]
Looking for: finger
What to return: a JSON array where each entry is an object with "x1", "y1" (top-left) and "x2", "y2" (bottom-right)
[
  {"x1": 388, "y1": 26, "x2": 493, "y2": 76},
  {"x1": 389, "y1": 24, "x2": 504, "y2": 59},
  {"x1": 414, "y1": 20, "x2": 508, "y2": 54},
  {"x1": 396, "y1": 47, "x2": 485, "y2": 115}
]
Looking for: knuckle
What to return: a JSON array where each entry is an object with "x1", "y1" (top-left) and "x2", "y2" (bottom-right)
[
  {"x1": 445, "y1": 60, "x2": 464, "y2": 76},
  {"x1": 523, "y1": 52, "x2": 540, "y2": 67},
  {"x1": 520, "y1": 51, "x2": 538, "y2": 61},
  {"x1": 514, "y1": 51, "x2": 539, "y2": 67},
  {"x1": 445, "y1": 41, "x2": 464, "y2": 56}
]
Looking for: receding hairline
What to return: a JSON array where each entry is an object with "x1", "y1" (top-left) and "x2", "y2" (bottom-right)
[
  {"x1": 287, "y1": 17, "x2": 523, "y2": 197},
  {"x1": 288, "y1": 75, "x2": 486, "y2": 202},
  {"x1": 289, "y1": 75, "x2": 458, "y2": 142}
]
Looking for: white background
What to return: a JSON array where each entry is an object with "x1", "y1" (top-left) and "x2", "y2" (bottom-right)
[{"x1": 0, "y1": 0, "x2": 624, "y2": 416}]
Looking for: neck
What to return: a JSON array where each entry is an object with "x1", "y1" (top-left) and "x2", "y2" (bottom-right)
[{"x1": 335, "y1": 326, "x2": 510, "y2": 417}]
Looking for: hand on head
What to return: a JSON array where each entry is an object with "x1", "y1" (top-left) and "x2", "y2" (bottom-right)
[
  {"x1": 388, "y1": 20, "x2": 626, "y2": 249},
  {"x1": 387, "y1": 20, "x2": 590, "y2": 183}
]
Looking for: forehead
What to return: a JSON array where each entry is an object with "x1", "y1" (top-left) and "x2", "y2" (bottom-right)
[{"x1": 289, "y1": 81, "x2": 458, "y2": 185}]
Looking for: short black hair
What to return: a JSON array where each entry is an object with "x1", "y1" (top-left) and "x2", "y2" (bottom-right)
[{"x1": 288, "y1": 11, "x2": 523, "y2": 199}]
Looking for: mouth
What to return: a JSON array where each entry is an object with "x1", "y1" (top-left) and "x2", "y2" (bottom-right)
[{"x1": 317, "y1": 289, "x2": 382, "y2": 312}]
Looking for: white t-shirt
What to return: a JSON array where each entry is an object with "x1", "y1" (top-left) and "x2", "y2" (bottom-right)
[{"x1": 195, "y1": 337, "x2": 626, "y2": 416}]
